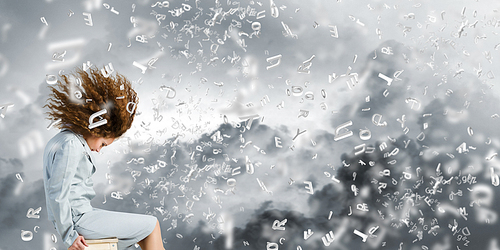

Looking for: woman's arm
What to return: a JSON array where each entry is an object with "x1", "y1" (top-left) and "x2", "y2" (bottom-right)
[{"x1": 46, "y1": 139, "x2": 81, "y2": 248}]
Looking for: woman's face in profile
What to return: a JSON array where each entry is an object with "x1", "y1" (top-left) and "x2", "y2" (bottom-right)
[{"x1": 84, "y1": 135, "x2": 115, "y2": 153}]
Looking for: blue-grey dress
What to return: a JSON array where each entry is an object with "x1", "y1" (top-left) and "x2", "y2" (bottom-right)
[{"x1": 43, "y1": 128, "x2": 157, "y2": 249}]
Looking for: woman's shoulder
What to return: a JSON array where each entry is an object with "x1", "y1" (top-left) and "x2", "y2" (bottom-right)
[{"x1": 44, "y1": 129, "x2": 83, "y2": 154}]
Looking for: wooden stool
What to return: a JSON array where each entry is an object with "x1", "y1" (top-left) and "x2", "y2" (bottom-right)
[{"x1": 85, "y1": 238, "x2": 118, "y2": 250}]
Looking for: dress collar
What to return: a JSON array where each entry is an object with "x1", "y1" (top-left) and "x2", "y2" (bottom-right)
[{"x1": 61, "y1": 128, "x2": 96, "y2": 165}]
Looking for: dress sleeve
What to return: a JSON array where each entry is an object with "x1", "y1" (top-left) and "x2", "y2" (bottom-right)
[{"x1": 46, "y1": 139, "x2": 80, "y2": 248}]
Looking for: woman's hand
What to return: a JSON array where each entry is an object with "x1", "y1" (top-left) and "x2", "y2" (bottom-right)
[{"x1": 68, "y1": 235, "x2": 88, "y2": 250}]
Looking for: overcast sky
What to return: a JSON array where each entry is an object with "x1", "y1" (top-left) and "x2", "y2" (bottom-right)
[{"x1": 2, "y1": 0, "x2": 500, "y2": 249}]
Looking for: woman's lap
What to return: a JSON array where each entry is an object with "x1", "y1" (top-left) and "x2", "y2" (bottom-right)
[{"x1": 73, "y1": 208, "x2": 157, "y2": 250}]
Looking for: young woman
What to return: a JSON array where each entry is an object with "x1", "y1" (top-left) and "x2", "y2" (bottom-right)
[{"x1": 43, "y1": 67, "x2": 165, "y2": 250}]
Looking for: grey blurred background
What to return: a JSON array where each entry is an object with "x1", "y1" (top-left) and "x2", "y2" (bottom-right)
[{"x1": 1, "y1": 0, "x2": 500, "y2": 249}]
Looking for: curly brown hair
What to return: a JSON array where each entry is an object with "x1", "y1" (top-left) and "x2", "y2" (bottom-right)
[{"x1": 44, "y1": 66, "x2": 139, "y2": 139}]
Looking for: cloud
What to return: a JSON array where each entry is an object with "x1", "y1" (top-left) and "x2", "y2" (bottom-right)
[
  {"x1": 0, "y1": 157, "x2": 23, "y2": 178},
  {"x1": 2, "y1": 0, "x2": 500, "y2": 249},
  {"x1": 0, "y1": 173, "x2": 60, "y2": 250}
]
